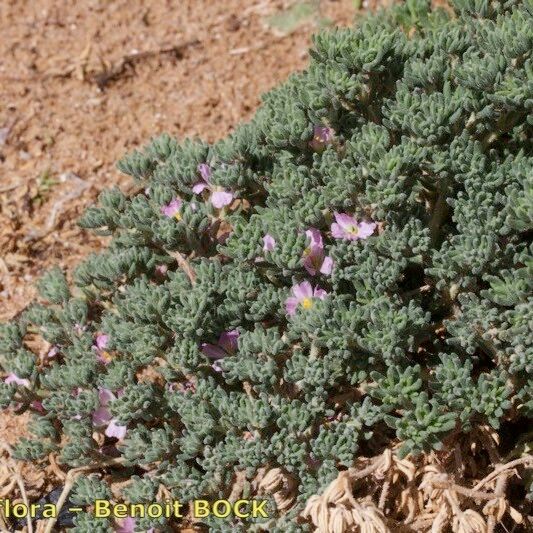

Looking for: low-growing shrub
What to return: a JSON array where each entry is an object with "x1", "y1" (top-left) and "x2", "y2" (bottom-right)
[{"x1": 1, "y1": 0, "x2": 531, "y2": 531}]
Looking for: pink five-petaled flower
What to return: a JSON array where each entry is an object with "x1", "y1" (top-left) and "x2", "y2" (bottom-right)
[
  {"x1": 92, "y1": 388, "x2": 127, "y2": 440},
  {"x1": 193, "y1": 163, "x2": 234, "y2": 209},
  {"x1": 331, "y1": 213, "x2": 377, "y2": 241},
  {"x1": 4, "y1": 373, "x2": 30, "y2": 388},
  {"x1": 309, "y1": 125, "x2": 333, "y2": 151},
  {"x1": 262, "y1": 234, "x2": 276, "y2": 252},
  {"x1": 285, "y1": 281, "x2": 328, "y2": 316},
  {"x1": 93, "y1": 333, "x2": 113, "y2": 365},
  {"x1": 161, "y1": 197, "x2": 183, "y2": 220},
  {"x1": 303, "y1": 228, "x2": 334, "y2": 276}
]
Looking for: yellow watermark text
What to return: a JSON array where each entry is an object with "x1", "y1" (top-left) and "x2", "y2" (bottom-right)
[{"x1": 0, "y1": 498, "x2": 269, "y2": 521}]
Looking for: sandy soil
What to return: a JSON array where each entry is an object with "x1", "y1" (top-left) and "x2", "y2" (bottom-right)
[{"x1": 0, "y1": 0, "x2": 358, "y2": 323}]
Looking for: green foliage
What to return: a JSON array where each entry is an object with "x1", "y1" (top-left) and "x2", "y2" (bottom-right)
[
  {"x1": 72, "y1": 512, "x2": 112, "y2": 533},
  {"x1": 1, "y1": 0, "x2": 531, "y2": 529},
  {"x1": 71, "y1": 475, "x2": 112, "y2": 505}
]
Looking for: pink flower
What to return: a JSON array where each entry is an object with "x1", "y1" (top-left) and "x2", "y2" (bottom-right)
[
  {"x1": 93, "y1": 334, "x2": 113, "y2": 365},
  {"x1": 161, "y1": 198, "x2": 182, "y2": 220},
  {"x1": 95, "y1": 334, "x2": 108, "y2": 350},
  {"x1": 198, "y1": 163, "x2": 212, "y2": 182},
  {"x1": 309, "y1": 125, "x2": 333, "y2": 151},
  {"x1": 105, "y1": 419, "x2": 128, "y2": 440},
  {"x1": 211, "y1": 191, "x2": 234, "y2": 208},
  {"x1": 263, "y1": 234, "x2": 276, "y2": 252},
  {"x1": 46, "y1": 346, "x2": 59, "y2": 358},
  {"x1": 31, "y1": 400, "x2": 45, "y2": 413},
  {"x1": 155, "y1": 264, "x2": 168, "y2": 277},
  {"x1": 193, "y1": 163, "x2": 234, "y2": 208},
  {"x1": 201, "y1": 330, "x2": 239, "y2": 359},
  {"x1": 92, "y1": 388, "x2": 115, "y2": 425},
  {"x1": 5, "y1": 373, "x2": 30, "y2": 388},
  {"x1": 285, "y1": 281, "x2": 328, "y2": 316},
  {"x1": 331, "y1": 213, "x2": 376, "y2": 241},
  {"x1": 303, "y1": 228, "x2": 334, "y2": 276},
  {"x1": 115, "y1": 516, "x2": 154, "y2": 533},
  {"x1": 116, "y1": 516, "x2": 153, "y2": 533},
  {"x1": 92, "y1": 388, "x2": 127, "y2": 440}
]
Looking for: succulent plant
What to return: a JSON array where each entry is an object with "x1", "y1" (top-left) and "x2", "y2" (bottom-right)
[{"x1": 1, "y1": 0, "x2": 531, "y2": 530}]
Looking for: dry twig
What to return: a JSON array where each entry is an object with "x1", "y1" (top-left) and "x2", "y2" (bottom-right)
[
  {"x1": 90, "y1": 40, "x2": 200, "y2": 90},
  {"x1": 0, "y1": 442, "x2": 34, "y2": 533},
  {"x1": 168, "y1": 250, "x2": 197, "y2": 284}
]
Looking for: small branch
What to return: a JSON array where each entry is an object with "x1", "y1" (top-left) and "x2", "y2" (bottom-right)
[
  {"x1": 0, "y1": 183, "x2": 23, "y2": 194},
  {"x1": 48, "y1": 452, "x2": 67, "y2": 481},
  {"x1": 43, "y1": 457, "x2": 125, "y2": 533},
  {"x1": 487, "y1": 473, "x2": 508, "y2": 533},
  {"x1": 442, "y1": 482, "x2": 499, "y2": 501},
  {"x1": 402, "y1": 284, "x2": 431, "y2": 299},
  {"x1": 0, "y1": 443, "x2": 33, "y2": 533},
  {"x1": 43, "y1": 471, "x2": 77, "y2": 533},
  {"x1": 348, "y1": 455, "x2": 386, "y2": 481},
  {"x1": 0, "y1": 510, "x2": 8, "y2": 532},
  {"x1": 91, "y1": 40, "x2": 200, "y2": 89},
  {"x1": 408, "y1": 516, "x2": 435, "y2": 530},
  {"x1": 228, "y1": 470, "x2": 247, "y2": 503},
  {"x1": 378, "y1": 478, "x2": 391, "y2": 510},
  {"x1": 474, "y1": 455, "x2": 533, "y2": 490},
  {"x1": 168, "y1": 250, "x2": 196, "y2": 284},
  {"x1": 0, "y1": 477, "x2": 16, "y2": 498}
]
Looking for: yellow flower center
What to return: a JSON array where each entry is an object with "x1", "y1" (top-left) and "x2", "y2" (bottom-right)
[
  {"x1": 301, "y1": 297, "x2": 313, "y2": 310},
  {"x1": 174, "y1": 213, "x2": 182, "y2": 221},
  {"x1": 348, "y1": 225, "x2": 359, "y2": 235},
  {"x1": 100, "y1": 351, "x2": 113, "y2": 363}
]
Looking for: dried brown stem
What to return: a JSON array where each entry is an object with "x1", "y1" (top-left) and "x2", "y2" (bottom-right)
[
  {"x1": 474, "y1": 455, "x2": 533, "y2": 490},
  {"x1": 228, "y1": 470, "x2": 247, "y2": 503},
  {"x1": 89, "y1": 40, "x2": 200, "y2": 89},
  {"x1": 432, "y1": 481, "x2": 501, "y2": 501},
  {"x1": 378, "y1": 478, "x2": 391, "y2": 510},
  {"x1": 168, "y1": 250, "x2": 196, "y2": 284},
  {"x1": 43, "y1": 457, "x2": 124, "y2": 533},
  {"x1": 0, "y1": 443, "x2": 33, "y2": 533},
  {"x1": 487, "y1": 473, "x2": 508, "y2": 533},
  {"x1": 348, "y1": 455, "x2": 387, "y2": 482}
]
